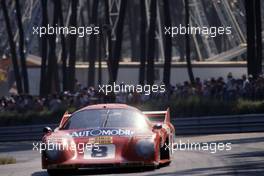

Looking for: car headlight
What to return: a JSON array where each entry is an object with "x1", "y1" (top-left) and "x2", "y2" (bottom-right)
[
  {"x1": 44, "y1": 137, "x2": 75, "y2": 161},
  {"x1": 45, "y1": 147, "x2": 62, "y2": 160},
  {"x1": 135, "y1": 139, "x2": 155, "y2": 159}
]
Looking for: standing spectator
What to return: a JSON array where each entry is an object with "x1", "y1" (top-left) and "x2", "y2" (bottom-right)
[{"x1": 49, "y1": 94, "x2": 62, "y2": 112}]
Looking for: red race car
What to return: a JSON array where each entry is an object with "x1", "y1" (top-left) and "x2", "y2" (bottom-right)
[{"x1": 42, "y1": 104, "x2": 175, "y2": 175}]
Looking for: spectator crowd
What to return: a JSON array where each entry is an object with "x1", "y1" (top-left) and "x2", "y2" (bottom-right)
[
  {"x1": 1, "y1": 73, "x2": 264, "y2": 113},
  {"x1": 173, "y1": 73, "x2": 264, "y2": 100}
]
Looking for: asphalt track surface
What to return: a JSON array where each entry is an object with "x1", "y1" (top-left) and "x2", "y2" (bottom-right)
[{"x1": 0, "y1": 132, "x2": 263, "y2": 176}]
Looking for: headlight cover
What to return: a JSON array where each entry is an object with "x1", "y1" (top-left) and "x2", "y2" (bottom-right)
[
  {"x1": 45, "y1": 146, "x2": 62, "y2": 161},
  {"x1": 135, "y1": 139, "x2": 155, "y2": 159},
  {"x1": 44, "y1": 137, "x2": 75, "y2": 161}
]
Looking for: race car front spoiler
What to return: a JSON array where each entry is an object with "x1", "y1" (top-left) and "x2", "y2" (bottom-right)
[{"x1": 46, "y1": 161, "x2": 158, "y2": 169}]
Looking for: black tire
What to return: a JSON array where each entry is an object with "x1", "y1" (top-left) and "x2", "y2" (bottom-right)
[
  {"x1": 47, "y1": 169, "x2": 76, "y2": 176},
  {"x1": 160, "y1": 138, "x2": 170, "y2": 160},
  {"x1": 47, "y1": 169, "x2": 61, "y2": 176}
]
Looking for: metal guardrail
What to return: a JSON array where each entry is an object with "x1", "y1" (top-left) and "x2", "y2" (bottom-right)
[
  {"x1": 0, "y1": 114, "x2": 264, "y2": 142},
  {"x1": 173, "y1": 114, "x2": 264, "y2": 135},
  {"x1": 0, "y1": 124, "x2": 57, "y2": 142}
]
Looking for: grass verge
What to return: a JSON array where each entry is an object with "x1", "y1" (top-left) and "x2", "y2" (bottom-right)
[{"x1": 0, "y1": 156, "x2": 16, "y2": 165}]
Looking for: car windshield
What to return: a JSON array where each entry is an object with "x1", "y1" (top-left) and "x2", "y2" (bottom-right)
[{"x1": 62, "y1": 109, "x2": 149, "y2": 129}]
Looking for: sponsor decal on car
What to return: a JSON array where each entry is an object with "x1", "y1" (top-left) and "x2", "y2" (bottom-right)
[
  {"x1": 84, "y1": 144, "x2": 116, "y2": 159},
  {"x1": 70, "y1": 128, "x2": 135, "y2": 137},
  {"x1": 89, "y1": 136, "x2": 113, "y2": 144}
]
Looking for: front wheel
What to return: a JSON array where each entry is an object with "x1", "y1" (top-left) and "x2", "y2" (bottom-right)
[
  {"x1": 160, "y1": 138, "x2": 170, "y2": 160},
  {"x1": 47, "y1": 169, "x2": 77, "y2": 176},
  {"x1": 47, "y1": 169, "x2": 61, "y2": 176}
]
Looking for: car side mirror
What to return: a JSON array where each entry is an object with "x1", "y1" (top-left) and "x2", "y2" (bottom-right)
[
  {"x1": 43, "y1": 127, "x2": 52, "y2": 134},
  {"x1": 153, "y1": 123, "x2": 162, "y2": 130}
]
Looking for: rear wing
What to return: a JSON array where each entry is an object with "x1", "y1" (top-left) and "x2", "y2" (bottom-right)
[{"x1": 143, "y1": 108, "x2": 170, "y2": 123}]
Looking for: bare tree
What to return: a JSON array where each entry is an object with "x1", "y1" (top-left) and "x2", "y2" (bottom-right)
[
  {"x1": 146, "y1": 0, "x2": 157, "y2": 86},
  {"x1": 163, "y1": 0, "x2": 172, "y2": 87},
  {"x1": 245, "y1": 0, "x2": 256, "y2": 77},
  {"x1": 68, "y1": 0, "x2": 78, "y2": 92},
  {"x1": 1, "y1": 0, "x2": 23, "y2": 94},
  {"x1": 15, "y1": 0, "x2": 29, "y2": 93},
  {"x1": 139, "y1": 0, "x2": 147, "y2": 85},
  {"x1": 255, "y1": 0, "x2": 262, "y2": 76},
  {"x1": 98, "y1": 22, "x2": 103, "y2": 85},
  {"x1": 104, "y1": 0, "x2": 114, "y2": 82},
  {"x1": 171, "y1": 0, "x2": 185, "y2": 62},
  {"x1": 88, "y1": 0, "x2": 99, "y2": 87},
  {"x1": 110, "y1": 0, "x2": 127, "y2": 83},
  {"x1": 40, "y1": 0, "x2": 49, "y2": 96},
  {"x1": 185, "y1": 0, "x2": 194, "y2": 84},
  {"x1": 128, "y1": 0, "x2": 139, "y2": 61},
  {"x1": 245, "y1": 0, "x2": 262, "y2": 78},
  {"x1": 58, "y1": 0, "x2": 68, "y2": 91},
  {"x1": 46, "y1": 0, "x2": 60, "y2": 94},
  {"x1": 81, "y1": 10, "x2": 86, "y2": 62}
]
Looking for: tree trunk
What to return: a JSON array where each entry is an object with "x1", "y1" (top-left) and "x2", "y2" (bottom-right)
[
  {"x1": 88, "y1": 0, "x2": 99, "y2": 87},
  {"x1": 40, "y1": 0, "x2": 49, "y2": 96},
  {"x1": 98, "y1": 23, "x2": 102, "y2": 86},
  {"x1": 58, "y1": 0, "x2": 68, "y2": 91},
  {"x1": 104, "y1": 0, "x2": 114, "y2": 83},
  {"x1": 139, "y1": 0, "x2": 147, "y2": 85},
  {"x1": 1, "y1": 0, "x2": 23, "y2": 94},
  {"x1": 185, "y1": 0, "x2": 194, "y2": 84},
  {"x1": 81, "y1": 10, "x2": 86, "y2": 62},
  {"x1": 163, "y1": 0, "x2": 172, "y2": 87},
  {"x1": 146, "y1": 0, "x2": 157, "y2": 86},
  {"x1": 68, "y1": 0, "x2": 78, "y2": 92},
  {"x1": 46, "y1": 0, "x2": 60, "y2": 94},
  {"x1": 128, "y1": 0, "x2": 138, "y2": 61},
  {"x1": 255, "y1": 0, "x2": 262, "y2": 76},
  {"x1": 110, "y1": 0, "x2": 127, "y2": 83},
  {"x1": 172, "y1": 0, "x2": 185, "y2": 62},
  {"x1": 15, "y1": 0, "x2": 29, "y2": 93},
  {"x1": 244, "y1": 0, "x2": 262, "y2": 78},
  {"x1": 245, "y1": 0, "x2": 256, "y2": 77}
]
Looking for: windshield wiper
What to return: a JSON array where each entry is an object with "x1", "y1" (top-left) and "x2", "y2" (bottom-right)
[{"x1": 102, "y1": 110, "x2": 110, "y2": 127}]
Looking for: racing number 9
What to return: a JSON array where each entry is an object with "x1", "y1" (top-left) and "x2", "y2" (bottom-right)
[{"x1": 91, "y1": 146, "x2": 107, "y2": 157}]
